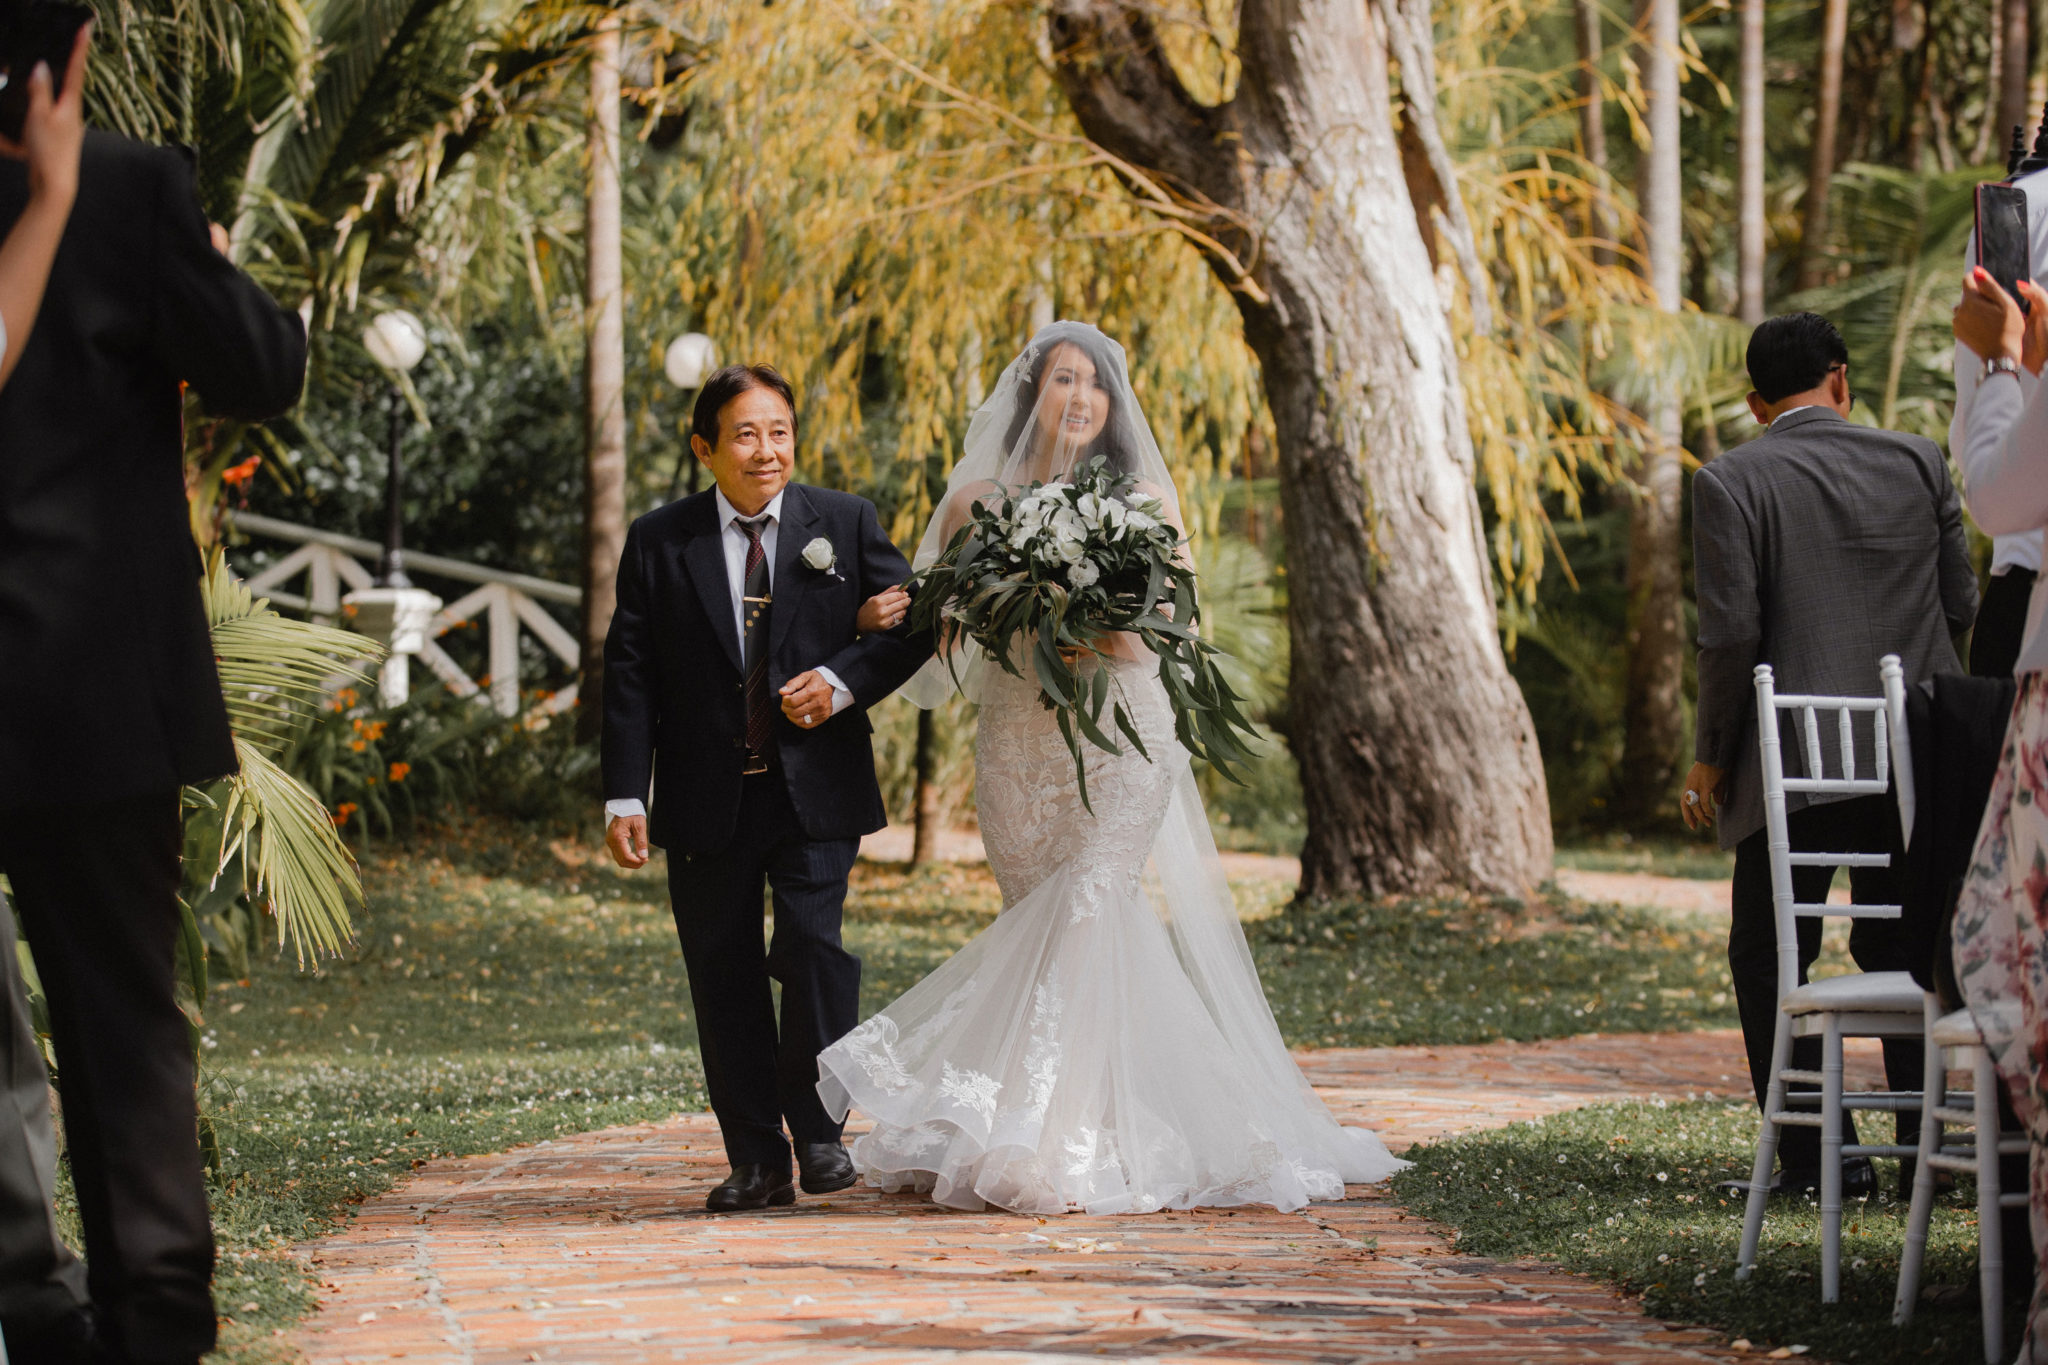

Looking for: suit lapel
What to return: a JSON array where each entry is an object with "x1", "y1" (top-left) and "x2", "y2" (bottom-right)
[
  {"x1": 679, "y1": 499, "x2": 744, "y2": 676},
  {"x1": 769, "y1": 483, "x2": 817, "y2": 660}
]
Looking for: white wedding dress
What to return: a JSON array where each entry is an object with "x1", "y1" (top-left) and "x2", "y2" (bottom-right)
[{"x1": 816, "y1": 657, "x2": 1407, "y2": 1214}]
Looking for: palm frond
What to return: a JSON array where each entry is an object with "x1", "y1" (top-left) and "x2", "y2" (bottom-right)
[
  {"x1": 202, "y1": 551, "x2": 383, "y2": 757},
  {"x1": 1790, "y1": 162, "x2": 1984, "y2": 438},
  {"x1": 216, "y1": 741, "x2": 361, "y2": 962},
  {"x1": 196, "y1": 550, "x2": 382, "y2": 962}
]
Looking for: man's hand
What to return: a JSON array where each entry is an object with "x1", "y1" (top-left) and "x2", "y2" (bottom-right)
[
  {"x1": 780, "y1": 670, "x2": 835, "y2": 728},
  {"x1": 209, "y1": 222, "x2": 231, "y2": 257},
  {"x1": 0, "y1": 22, "x2": 90, "y2": 209},
  {"x1": 605, "y1": 814, "x2": 650, "y2": 869},
  {"x1": 1680, "y1": 761, "x2": 1728, "y2": 832}
]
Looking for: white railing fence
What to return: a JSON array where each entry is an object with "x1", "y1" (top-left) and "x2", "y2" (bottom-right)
[{"x1": 230, "y1": 512, "x2": 582, "y2": 718}]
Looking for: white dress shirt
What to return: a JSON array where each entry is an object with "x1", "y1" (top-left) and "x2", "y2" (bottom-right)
[
  {"x1": 605, "y1": 486, "x2": 853, "y2": 822},
  {"x1": 1951, "y1": 167, "x2": 2048, "y2": 577},
  {"x1": 1769, "y1": 404, "x2": 1824, "y2": 427}
]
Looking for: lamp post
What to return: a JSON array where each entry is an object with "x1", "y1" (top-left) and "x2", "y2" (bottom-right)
[
  {"x1": 345, "y1": 310, "x2": 441, "y2": 707},
  {"x1": 363, "y1": 310, "x2": 428, "y2": 586},
  {"x1": 663, "y1": 332, "x2": 716, "y2": 502}
]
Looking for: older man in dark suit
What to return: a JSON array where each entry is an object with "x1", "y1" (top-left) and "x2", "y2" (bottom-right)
[
  {"x1": 602, "y1": 364, "x2": 929, "y2": 1213},
  {"x1": 0, "y1": 119, "x2": 307, "y2": 1363},
  {"x1": 1683, "y1": 311, "x2": 1977, "y2": 1198}
]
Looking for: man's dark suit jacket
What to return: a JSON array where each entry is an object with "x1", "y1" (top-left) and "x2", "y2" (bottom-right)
[
  {"x1": 1693, "y1": 407, "x2": 1977, "y2": 849},
  {"x1": 601, "y1": 482, "x2": 930, "y2": 854},
  {"x1": 0, "y1": 133, "x2": 308, "y2": 809}
]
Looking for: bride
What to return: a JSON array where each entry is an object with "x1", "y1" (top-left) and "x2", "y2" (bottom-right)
[{"x1": 816, "y1": 321, "x2": 1406, "y2": 1215}]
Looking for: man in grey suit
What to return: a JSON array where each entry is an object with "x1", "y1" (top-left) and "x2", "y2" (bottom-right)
[
  {"x1": 1682, "y1": 311, "x2": 1976, "y2": 1197},
  {"x1": 1, "y1": 893, "x2": 86, "y2": 1360}
]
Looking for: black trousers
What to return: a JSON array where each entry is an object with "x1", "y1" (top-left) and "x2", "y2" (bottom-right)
[
  {"x1": 1971, "y1": 567, "x2": 2037, "y2": 678},
  {"x1": 1729, "y1": 795, "x2": 1923, "y2": 1171},
  {"x1": 668, "y1": 770, "x2": 861, "y2": 1167},
  {"x1": 0, "y1": 793, "x2": 214, "y2": 1364}
]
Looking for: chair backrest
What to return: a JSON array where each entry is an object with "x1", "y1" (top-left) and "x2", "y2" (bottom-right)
[
  {"x1": 1879, "y1": 653, "x2": 1916, "y2": 851},
  {"x1": 1753, "y1": 660, "x2": 1903, "y2": 997}
]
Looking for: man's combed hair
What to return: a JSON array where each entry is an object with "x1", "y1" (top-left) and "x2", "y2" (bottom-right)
[
  {"x1": 691, "y1": 363, "x2": 798, "y2": 448},
  {"x1": 1746, "y1": 312, "x2": 1850, "y2": 404}
]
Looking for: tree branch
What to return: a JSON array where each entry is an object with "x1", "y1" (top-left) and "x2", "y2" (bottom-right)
[{"x1": 1379, "y1": 0, "x2": 1494, "y2": 335}]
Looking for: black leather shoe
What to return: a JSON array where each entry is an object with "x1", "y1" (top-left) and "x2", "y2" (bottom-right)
[
  {"x1": 706, "y1": 1163, "x2": 794, "y2": 1211},
  {"x1": 797, "y1": 1141, "x2": 857, "y2": 1195},
  {"x1": 2, "y1": 1305, "x2": 99, "y2": 1365},
  {"x1": 1715, "y1": 1158, "x2": 1876, "y2": 1201}
]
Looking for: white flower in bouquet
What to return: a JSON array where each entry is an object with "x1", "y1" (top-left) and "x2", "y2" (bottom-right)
[{"x1": 1067, "y1": 560, "x2": 1101, "y2": 590}]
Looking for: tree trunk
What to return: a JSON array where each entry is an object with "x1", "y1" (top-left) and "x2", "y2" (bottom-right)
[
  {"x1": 1615, "y1": 0, "x2": 1687, "y2": 824},
  {"x1": 1738, "y1": 0, "x2": 1765, "y2": 322},
  {"x1": 1978, "y1": 0, "x2": 2004, "y2": 163},
  {"x1": 577, "y1": 8, "x2": 627, "y2": 741},
  {"x1": 2003, "y1": 0, "x2": 2033, "y2": 158},
  {"x1": 1047, "y1": 0, "x2": 1552, "y2": 898},
  {"x1": 1576, "y1": 0, "x2": 1615, "y2": 265},
  {"x1": 1796, "y1": 0, "x2": 1849, "y2": 292},
  {"x1": 1243, "y1": 417, "x2": 1265, "y2": 547},
  {"x1": 910, "y1": 708, "x2": 939, "y2": 867}
]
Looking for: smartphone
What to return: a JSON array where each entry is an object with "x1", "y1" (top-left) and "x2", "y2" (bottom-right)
[
  {"x1": 0, "y1": 2, "x2": 90, "y2": 143},
  {"x1": 1979, "y1": 181, "x2": 2034, "y2": 315}
]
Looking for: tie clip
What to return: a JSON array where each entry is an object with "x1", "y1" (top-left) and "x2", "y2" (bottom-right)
[{"x1": 743, "y1": 594, "x2": 772, "y2": 604}]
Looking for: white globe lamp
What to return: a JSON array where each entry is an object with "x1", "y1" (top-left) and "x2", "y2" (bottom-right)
[
  {"x1": 664, "y1": 332, "x2": 718, "y2": 500},
  {"x1": 362, "y1": 309, "x2": 428, "y2": 373},
  {"x1": 664, "y1": 332, "x2": 717, "y2": 389}
]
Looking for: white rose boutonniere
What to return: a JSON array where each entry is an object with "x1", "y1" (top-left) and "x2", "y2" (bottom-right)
[{"x1": 801, "y1": 536, "x2": 842, "y2": 579}]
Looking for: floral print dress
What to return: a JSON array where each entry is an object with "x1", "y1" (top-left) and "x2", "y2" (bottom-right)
[{"x1": 1952, "y1": 671, "x2": 2048, "y2": 1355}]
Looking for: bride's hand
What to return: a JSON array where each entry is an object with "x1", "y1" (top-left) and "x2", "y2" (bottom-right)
[{"x1": 858, "y1": 584, "x2": 911, "y2": 634}]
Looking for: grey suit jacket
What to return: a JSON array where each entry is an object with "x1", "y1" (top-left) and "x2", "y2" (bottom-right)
[{"x1": 1693, "y1": 407, "x2": 1977, "y2": 849}]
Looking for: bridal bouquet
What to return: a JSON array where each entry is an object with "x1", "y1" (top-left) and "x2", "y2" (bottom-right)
[{"x1": 907, "y1": 457, "x2": 1258, "y2": 808}]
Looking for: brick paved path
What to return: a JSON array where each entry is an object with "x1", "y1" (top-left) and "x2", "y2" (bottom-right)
[{"x1": 293, "y1": 1029, "x2": 1886, "y2": 1363}]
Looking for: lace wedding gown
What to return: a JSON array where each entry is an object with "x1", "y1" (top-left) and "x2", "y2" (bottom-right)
[{"x1": 816, "y1": 658, "x2": 1407, "y2": 1215}]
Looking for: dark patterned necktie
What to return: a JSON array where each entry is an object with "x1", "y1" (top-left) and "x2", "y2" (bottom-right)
[{"x1": 738, "y1": 517, "x2": 774, "y2": 767}]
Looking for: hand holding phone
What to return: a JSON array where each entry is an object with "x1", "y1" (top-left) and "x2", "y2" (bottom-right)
[
  {"x1": 1955, "y1": 267, "x2": 2048, "y2": 372},
  {"x1": 1978, "y1": 181, "x2": 2033, "y2": 314}
]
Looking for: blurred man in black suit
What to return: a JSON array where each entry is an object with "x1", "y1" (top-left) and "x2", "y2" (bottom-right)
[
  {"x1": 0, "y1": 27, "x2": 93, "y2": 1365},
  {"x1": 0, "y1": 31, "x2": 309, "y2": 1362}
]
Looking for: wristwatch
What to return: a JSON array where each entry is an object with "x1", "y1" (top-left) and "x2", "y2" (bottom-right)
[{"x1": 1984, "y1": 355, "x2": 2023, "y2": 382}]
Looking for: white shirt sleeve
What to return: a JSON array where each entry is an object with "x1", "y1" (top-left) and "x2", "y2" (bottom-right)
[
  {"x1": 1958, "y1": 367, "x2": 2048, "y2": 535},
  {"x1": 814, "y1": 666, "x2": 855, "y2": 716},
  {"x1": 605, "y1": 798, "x2": 645, "y2": 821}
]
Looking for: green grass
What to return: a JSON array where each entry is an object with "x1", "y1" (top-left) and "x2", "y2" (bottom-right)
[
  {"x1": 1251, "y1": 891, "x2": 1738, "y2": 1047},
  {"x1": 1395, "y1": 1100, "x2": 2013, "y2": 1363},
  {"x1": 37, "y1": 823, "x2": 1745, "y2": 1360},
  {"x1": 1556, "y1": 834, "x2": 1736, "y2": 881}
]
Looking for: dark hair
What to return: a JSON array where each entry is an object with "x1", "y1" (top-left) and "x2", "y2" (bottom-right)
[
  {"x1": 690, "y1": 363, "x2": 798, "y2": 448},
  {"x1": 1001, "y1": 325, "x2": 1138, "y2": 475},
  {"x1": 1745, "y1": 312, "x2": 1850, "y2": 404}
]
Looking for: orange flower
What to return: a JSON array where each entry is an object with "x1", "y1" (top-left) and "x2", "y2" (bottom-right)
[
  {"x1": 332, "y1": 802, "x2": 358, "y2": 827},
  {"x1": 388, "y1": 762, "x2": 411, "y2": 783},
  {"x1": 348, "y1": 739, "x2": 366, "y2": 753},
  {"x1": 362, "y1": 720, "x2": 388, "y2": 742},
  {"x1": 220, "y1": 455, "x2": 262, "y2": 487}
]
